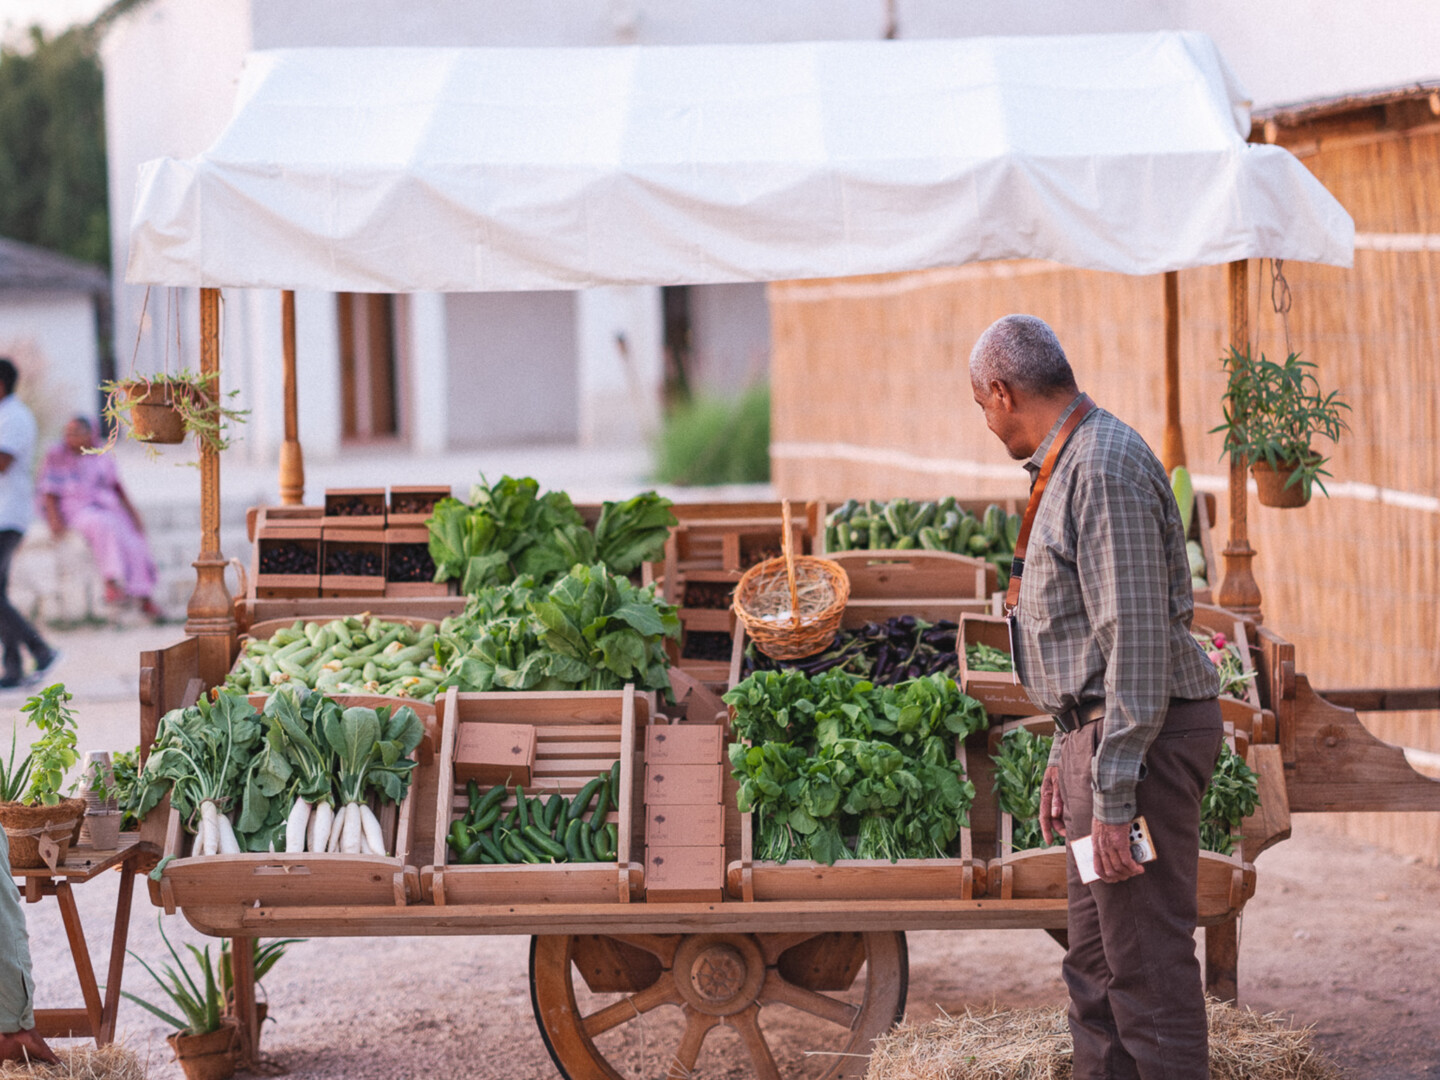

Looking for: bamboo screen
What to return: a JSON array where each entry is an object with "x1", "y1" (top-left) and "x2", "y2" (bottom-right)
[{"x1": 769, "y1": 127, "x2": 1440, "y2": 863}]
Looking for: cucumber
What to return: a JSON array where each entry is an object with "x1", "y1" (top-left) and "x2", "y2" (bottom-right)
[
  {"x1": 563, "y1": 818, "x2": 583, "y2": 862},
  {"x1": 589, "y1": 777, "x2": 611, "y2": 833},
  {"x1": 516, "y1": 789, "x2": 530, "y2": 830},
  {"x1": 471, "y1": 784, "x2": 507, "y2": 820},
  {"x1": 567, "y1": 777, "x2": 604, "y2": 821},
  {"x1": 471, "y1": 804, "x2": 501, "y2": 833},
  {"x1": 543, "y1": 793, "x2": 564, "y2": 831},
  {"x1": 579, "y1": 822, "x2": 596, "y2": 862},
  {"x1": 477, "y1": 833, "x2": 505, "y2": 863},
  {"x1": 525, "y1": 825, "x2": 567, "y2": 860},
  {"x1": 458, "y1": 839, "x2": 486, "y2": 865},
  {"x1": 466, "y1": 779, "x2": 482, "y2": 813},
  {"x1": 448, "y1": 820, "x2": 471, "y2": 854}
]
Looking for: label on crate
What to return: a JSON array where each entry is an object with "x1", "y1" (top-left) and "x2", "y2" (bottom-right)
[
  {"x1": 645, "y1": 724, "x2": 724, "y2": 765},
  {"x1": 644, "y1": 763, "x2": 723, "y2": 805},
  {"x1": 646, "y1": 803, "x2": 725, "y2": 846}
]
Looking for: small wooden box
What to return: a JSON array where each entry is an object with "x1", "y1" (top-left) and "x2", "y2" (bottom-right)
[
  {"x1": 960, "y1": 614, "x2": 1036, "y2": 717},
  {"x1": 453, "y1": 722, "x2": 537, "y2": 787},
  {"x1": 644, "y1": 845, "x2": 725, "y2": 903},
  {"x1": 321, "y1": 528, "x2": 387, "y2": 597},
  {"x1": 644, "y1": 763, "x2": 723, "y2": 805},
  {"x1": 646, "y1": 803, "x2": 725, "y2": 847},
  {"x1": 385, "y1": 527, "x2": 449, "y2": 598},
  {"x1": 645, "y1": 724, "x2": 724, "y2": 765},
  {"x1": 254, "y1": 523, "x2": 321, "y2": 598},
  {"x1": 324, "y1": 488, "x2": 387, "y2": 529},
  {"x1": 388, "y1": 485, "x2": 452, "y2": 527}
]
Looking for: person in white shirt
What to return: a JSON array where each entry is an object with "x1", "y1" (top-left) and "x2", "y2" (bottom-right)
[{"x1": 0, "y1": 359, "x2": 59, "y2": 689}]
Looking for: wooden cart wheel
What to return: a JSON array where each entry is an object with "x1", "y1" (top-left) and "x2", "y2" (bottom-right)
[{"x1": 530, "y1": 932, "x2": 907, "y2": 1080}]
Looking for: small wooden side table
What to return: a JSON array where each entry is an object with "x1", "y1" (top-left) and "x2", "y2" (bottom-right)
[{"x1": 12, "y1": 837, "x2": 155, "y2": 1046}]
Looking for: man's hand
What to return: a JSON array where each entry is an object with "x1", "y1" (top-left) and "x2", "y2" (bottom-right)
[
  {"x1": 0, "y1": 1027, "x2": 61, "y2": 1065},
  {"x1": 1091, "y1": 820, "x2": 1144, "y2": 883},
  {"x1": 1038, "y1": 766, "x2": 1066, "y2": 844}
]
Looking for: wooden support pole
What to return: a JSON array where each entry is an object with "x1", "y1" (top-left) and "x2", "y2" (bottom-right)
[
  {"x1": 1204, "y1": 918, "x2": 1240, "y2": 1003},
  {"x1": 278, "y1": 290, "x2": 305, "y2": 505},
  {"x1": 1216, "y1": 260, "x2": 1262, "y2": 621},
  {"x1": 230, "y1": 936, "x2": 259, "y2": 1069},
  {"x1": 185, "y1": 287, "x2": 237, "y2": 684},
  {"x1": 1160, "y1": 270, "x2": 1186, "y2": 472}
]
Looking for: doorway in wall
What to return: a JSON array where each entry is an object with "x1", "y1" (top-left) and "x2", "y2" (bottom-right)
[{"x1": 336, "y1": 292, "x2": 407, "y2": 442}]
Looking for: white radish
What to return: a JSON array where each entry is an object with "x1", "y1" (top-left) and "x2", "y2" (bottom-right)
[
  {"x1": 357, "y1": 830, "x2": 371, "y2": 855},
  {"x1": 325, "y1": 803, "x2": 346, "y2": 852},
  {"x1": 216, "y1": 811, "x2": 241, "y2": 855},
  {"x1": 358, "y1": 803, "x2": 387, "y2": 858},
  {"x1": 308, "y1": 801, "x2": 334, "y2": 853},
  {"x1": 339, "y1": 802, "x2": 362, "y2": 853},
  {"x1": 285, "y1": 798, "x2": 312, "y2": 853},
  {"x1": 198, "y1": 800, "x2": 220, "y2": 856}
]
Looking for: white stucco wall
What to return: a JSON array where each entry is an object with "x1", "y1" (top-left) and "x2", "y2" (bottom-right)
[
  {"x1": 577, "y1": 286, "x2": 664, "y2": 447},
  {"x1": 0, "y1": 291, "x2": 102, "y2": 445},
  {"x1": 688, "y1": 284, "x2": 771, "y2": 394}
]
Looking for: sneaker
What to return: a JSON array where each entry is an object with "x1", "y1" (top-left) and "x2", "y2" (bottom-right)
[
  {"x1": 25, "y1": 649, "x2": 63, "y2": 686},
  {"x1": 0, "y1": 674, "x2": 21, "y2": 690}
]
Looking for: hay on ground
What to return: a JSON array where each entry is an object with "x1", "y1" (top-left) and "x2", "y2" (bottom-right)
[
  {"x1": 866, "y1": 998, "x2": 1344, "y2": 1080},
  {"x1": 0, "y1": 1044, "x2": 146, "y2": 1080}
]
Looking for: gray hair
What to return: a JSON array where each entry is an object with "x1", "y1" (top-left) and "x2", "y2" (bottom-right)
[{"x1": 968, "y1": 315, "x2": 1076, "y2": 396}]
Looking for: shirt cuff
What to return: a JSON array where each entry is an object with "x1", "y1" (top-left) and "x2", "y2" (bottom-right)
[
  {"x1": 1046, "y1": 732, "x2": 1063, "y2": 769},
  {"x1": 1092, "y1": 782, "x2": 1138, "y2": 825}
]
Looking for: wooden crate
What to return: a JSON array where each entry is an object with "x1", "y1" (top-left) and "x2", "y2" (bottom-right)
[
  {"x1": 384, "y1": 526, "x2": 450, "y2": 598},
  {"x1": 252, "y1": 514, "x2": 322, "y2": 600},
  {"x1": 323, "y1": 487, "x2": 386, "y2": 529},
  {"x1": 230, "y1": 616, "x2": 442, "y2": 696},
  {"x1": 829, "y1": 549, "x2": 997, "y2": 602},
  {"x1": 387, "y1": 485, "x2": 452, "y2": 527},
  {"x1": 959, "y1": 614, "x2": 1035, "y2": 717},
  {"x1": 813, "y1": 497, "x2": 1024, "y2": 556},
  {"x1": 725, "y1": 742, "x2": 985, "y2": 901},
  {"x1": 149, "y1": 703, "x2": 434, "y2": 912},
  {"x1": 425, "y1": 687, "x2": 646, "y2": 905},
  {"x1": 321, "y1": 528, "x2": 387, "y2": 597},
  {"x1": 1191, "y1": 604, "x2": 1264, "y2": 712}
]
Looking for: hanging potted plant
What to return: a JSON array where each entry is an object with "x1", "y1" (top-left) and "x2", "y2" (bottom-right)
[
  {"x1": 0, "y1": 684, "x2": 84, "y2": 870},
  {"x1": 97, "y1": 370, "x2": 247, "y2": 454},
  {"x1": 1210, "y1": 347, "x2": 1350, "y2": 508},
  {"x1": 123, "y1": 916, "x2": 239, "y2": 1080}
]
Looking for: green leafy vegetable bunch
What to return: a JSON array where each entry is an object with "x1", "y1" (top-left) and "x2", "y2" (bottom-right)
[
  {"x1": 991, "y1": 727, "x2": 1063, "y2": 852},
  {"x1": 1200, "y1": 743, "x2": 1260, "y2": 855}
]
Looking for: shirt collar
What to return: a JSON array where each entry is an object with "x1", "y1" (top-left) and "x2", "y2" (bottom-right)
[{"x1": 1023, "y1": 394, "x2": 1088, "y2": 480}]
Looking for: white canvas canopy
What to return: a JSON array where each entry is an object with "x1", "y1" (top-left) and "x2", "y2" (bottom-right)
[{"x1": 126, "y1": 33, "x2": 1353, "y2": 292}]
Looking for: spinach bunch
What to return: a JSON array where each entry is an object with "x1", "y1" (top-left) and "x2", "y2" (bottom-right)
[
  {"x1": 594, "y1": 492, "x2": 678, "y2": 575},
  {"x1": 991, "y1": 727, "x2": 1062, "y2": 852},
  {"x1": 1200, "y1": 743, "x2": 1260, "y2": 855},
  {"x1": 437, "y1": 563, "x2": 679, "y2": 695}
]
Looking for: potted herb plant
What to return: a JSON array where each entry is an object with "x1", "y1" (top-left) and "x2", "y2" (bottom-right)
[
  {"x1": 81, "y1": 755, "x2": 124, "y2": 851},
  {"x1": 123, "y1": 916, "x2": 238, "y2": 1080},
  {"x1": 98, "y1": 370, "x2": 247, "y2": 453},
  {"x1": 1211, "y1": 346, "x2": 1350, "y2": 508},
  {"x1": 0, "y1": 684, "x2": 84, "y2": 870}
]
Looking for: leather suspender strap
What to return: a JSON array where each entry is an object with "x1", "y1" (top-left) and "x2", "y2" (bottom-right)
[{"x1": 1004, "y1": 394, "x2": 1096, "y2": 614}]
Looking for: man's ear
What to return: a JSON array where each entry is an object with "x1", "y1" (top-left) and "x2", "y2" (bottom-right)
[{"x1": 991, "y1": 379, "x2": 1017, "y2": 412}]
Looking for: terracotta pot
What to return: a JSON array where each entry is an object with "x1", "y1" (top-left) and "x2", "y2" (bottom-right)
[
  {"x1": 1251, "y1": 460, "x2": 1311, "y2": 508},
  {"x1": 84, "y1": 809, "x2": 123, "y2": 851},
  {"x1": 167, "y1": 1019, "x2": 238, "y2": 1080},
  {"x1": 0, "y1": 798, "x2": 86, "y2": 869},
  {"x1": 125, "y1": 381, "x2": 188, "y2": 444}
]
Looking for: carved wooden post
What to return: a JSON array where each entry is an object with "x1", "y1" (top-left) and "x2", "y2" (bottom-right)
[
  {"x1": 185, "y1": 287, "x2": 237, "y2": 685},
  {"x1": 1217, "y1": 260, "x2": 1263, "y2": 621},
  {"x1": 278, "y1": 290, "x2": 305, "y2": 505},
  {"x1": 1160, "y1": 270, "x2": 1186, "y2": 472}
]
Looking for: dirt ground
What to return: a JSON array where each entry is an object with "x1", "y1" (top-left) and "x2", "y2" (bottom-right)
[
  {"x1": 24, "y1": 817, "x2": 1438, "y2": 1080},
  {"x1": 12, "y1": 623, "x2": 1439, "y2": 1079}
]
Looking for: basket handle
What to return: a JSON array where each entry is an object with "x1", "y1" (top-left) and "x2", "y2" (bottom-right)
[{"x1": 782, "y1": 500, "x2": 800, "y2": 628}]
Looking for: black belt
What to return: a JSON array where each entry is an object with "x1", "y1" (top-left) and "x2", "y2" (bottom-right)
[{"x1": 1054, "y1": 700, "x2": 1106, "y2": 734}]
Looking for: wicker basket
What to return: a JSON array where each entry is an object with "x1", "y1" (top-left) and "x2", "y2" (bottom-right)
[
  {"x1": 0, "y1": 797, "x2": 86, "y2": 869},
  {"x1": 733, "y1": 501, "x2": 849, "y2": 661}
]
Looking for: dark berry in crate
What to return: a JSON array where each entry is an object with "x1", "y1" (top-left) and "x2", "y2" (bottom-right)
[
  {"x1": 387, "y1": 544, "x2": 436, "y2": 582},
  {"x1": 683, "y1": 581, "x2": 734, "y2": 609},
  {"x1": 391, "y1": 495, "x2": 439, "y2": 515},
  {"x1": 260, "y1": 541, "x2": 318, "y2": 575},
  {"x1": 325, "y1": 547, "x2": 382, "y2": 576},
  {"x1": 682, "y1": 630, "x2": 733, "y2": 662},
  {"x1": 327, "y1": 496, "x2": 379, "y2": 517}
]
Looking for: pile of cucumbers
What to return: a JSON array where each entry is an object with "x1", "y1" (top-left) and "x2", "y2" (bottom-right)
[
  {"x1": 824, "y1": 498, "x2": 1022, "y2": 586},
  {"x1": 447, "y1": 763, "x2": 622, "y2": 865},
  {"x1": 225, "y1": 616, "x2": 444, "y2": 701}
]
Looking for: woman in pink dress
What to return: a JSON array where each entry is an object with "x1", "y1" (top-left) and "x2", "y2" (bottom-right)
[{"x1": 38, "y1": 416, "x2": 160, "y2": 618}]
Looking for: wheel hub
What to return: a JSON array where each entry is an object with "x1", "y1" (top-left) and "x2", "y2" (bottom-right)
[{"x1": 672, "y1": 934, "x2": 766, "y2": 1016}]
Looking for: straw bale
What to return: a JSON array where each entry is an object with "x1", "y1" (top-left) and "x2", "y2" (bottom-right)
[
  {"x1": 864, "y1": 999, "x2": 1344, "y2": 1080},
  {"x1": 769, "y1": 124, "x2": 1440, "y2": 863},
  {"x1": 0, "y1": 1044, "x2": 147, "y2": 1080}
]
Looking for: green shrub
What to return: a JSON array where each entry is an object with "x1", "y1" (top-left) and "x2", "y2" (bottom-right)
[{"x1": 653, "y1": 384, "x2": 770, "y2": 485}]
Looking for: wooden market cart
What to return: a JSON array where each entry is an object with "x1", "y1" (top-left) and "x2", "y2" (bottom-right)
[{"x1": 118, "y1": 34, "x2": 1440, "y2": 1080}]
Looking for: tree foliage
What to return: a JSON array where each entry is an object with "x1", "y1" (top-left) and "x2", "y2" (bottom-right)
[{"x1": 0, "y1": 25, "x2": 109, "y2": 267}]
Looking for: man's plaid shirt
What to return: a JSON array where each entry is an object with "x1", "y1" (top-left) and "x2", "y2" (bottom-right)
[{"x1": 1014, "y1": 396, "x2": 1220, "y2": 824}]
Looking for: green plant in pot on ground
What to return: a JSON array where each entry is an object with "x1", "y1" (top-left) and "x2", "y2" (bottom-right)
[
  {"x1": 1210, "y1": 347, "x2": 1349, "y2": 506},
  {"x1": 97, "y1": 370, "x2": 247, "y2": 456},
  {"x1": 0, "y1": 684, "x2": 85, "y2": 868}
]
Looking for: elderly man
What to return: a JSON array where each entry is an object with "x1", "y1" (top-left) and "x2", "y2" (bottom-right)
[
  {"x1": 1, "y1": 828, "x2": 60, "y2": 1064},
  {"x1": 969, "y1": 315, "x2": 1221, "y2": 1080}
]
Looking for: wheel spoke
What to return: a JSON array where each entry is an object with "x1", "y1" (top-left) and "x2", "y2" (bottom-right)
[
  {"x1": 759, "y1": 969, "x2": 861, "y2": 1029},
  {"x1": 758, "y1": 931, "x2": 825, "y2": 965},
  {"x1": 730, "y1": 1004, "x2": 782, "y2": 1080},
  {"x1": 582, "y1": 975, "x2": 682, "y2": 1037},
  {"x1": 665, "y1": 1008, "x2": 720, "y2": 1080}
]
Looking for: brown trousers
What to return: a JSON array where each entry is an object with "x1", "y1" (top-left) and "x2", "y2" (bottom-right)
[{"x1": 1059, "y1": 698, "x2": 1223, "y2": 1080}]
